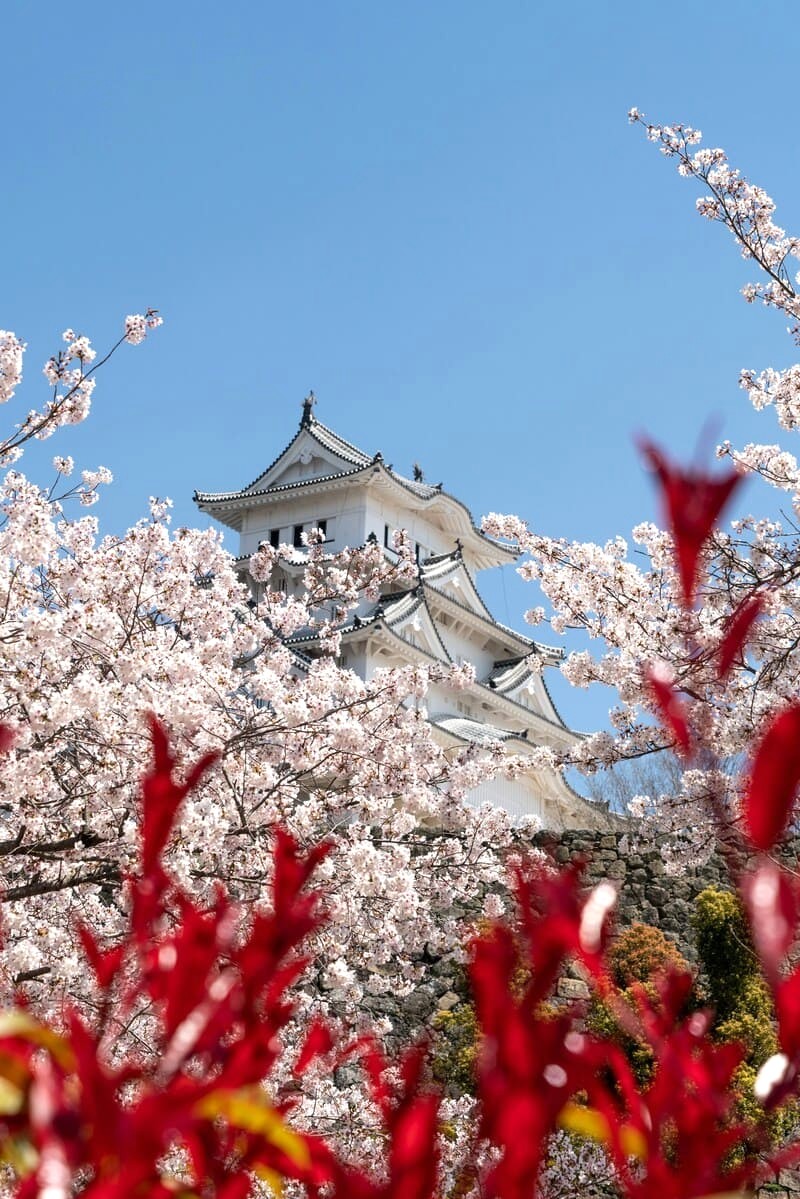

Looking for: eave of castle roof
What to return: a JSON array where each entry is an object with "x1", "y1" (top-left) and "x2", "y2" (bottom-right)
[{"x1": 194, "y1": 412, "x2": 516, "y2": 565}]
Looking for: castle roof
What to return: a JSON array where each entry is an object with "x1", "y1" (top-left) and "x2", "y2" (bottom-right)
[{"x1": 194, "y1": 399, "x2": 516, "y2": 571}]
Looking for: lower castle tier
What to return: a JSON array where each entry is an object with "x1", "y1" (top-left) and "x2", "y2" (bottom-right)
[{"x1": 194, "y1": 397, "x2": 608, "y2": 830}]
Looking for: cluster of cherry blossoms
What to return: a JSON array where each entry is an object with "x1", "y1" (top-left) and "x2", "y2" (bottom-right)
[
  {"x1": 0, "y1": 333, "x2": 24, "y2": 407},
  {"x1": 0, "y1": 314, "x2": 160, "y2": 472}
]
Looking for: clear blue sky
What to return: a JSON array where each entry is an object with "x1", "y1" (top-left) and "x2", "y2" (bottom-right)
[{"x1": 4, "y1": 0, "x2": 800, "y2": 733}]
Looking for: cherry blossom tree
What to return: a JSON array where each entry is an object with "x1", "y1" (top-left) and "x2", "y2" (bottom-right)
[
  {"x1": 0, "y1": 316, "x2": 547, "y2": 1168},
  {"x1": 484, "y1": 113, "x2": 800, "y2": 862}
]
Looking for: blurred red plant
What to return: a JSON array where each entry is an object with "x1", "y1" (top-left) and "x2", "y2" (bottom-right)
[{"x1": 0, "y1": 719, "x2": 443, "y2": 1198}]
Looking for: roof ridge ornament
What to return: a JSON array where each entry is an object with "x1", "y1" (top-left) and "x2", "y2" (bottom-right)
[{"x1": 300, "y1": 390, "x2": 317, "y2": 429}]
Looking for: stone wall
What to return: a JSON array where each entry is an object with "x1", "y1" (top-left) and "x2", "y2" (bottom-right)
[
  {"x1": 364, "y1": 825, "x2": 793, "y2": 1037},
  {"x1": 535, "y1": 827, "x2": 800, "y2": 966}
]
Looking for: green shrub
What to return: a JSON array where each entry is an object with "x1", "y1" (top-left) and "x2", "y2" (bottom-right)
[
  {"x1": 693, "y1": 885, "x2": 797, "y2": 1156},
  {"x1": 588, "y1": 922, "x2": 693, "y2": 1087},
  {"x1": 714, "y1": 975, "x2": 776, "y2": 1067},
  {"x1": 431, "y1": 1004, "x2": 479, "y2": 1095},
  {"x1": 693, "y1": 886, "x2": 759, "y2": 1023}
]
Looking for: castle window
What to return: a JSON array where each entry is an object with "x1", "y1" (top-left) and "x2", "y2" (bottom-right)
[
  {"x1": 293, "y1": 524, "x2": 304, "y2": 548},
  {"x1": 269, "y1": 528, "x2": 280, "y2": 548},
  {"x1": 318, "y1": 518, "x2": 328, "y2": 539}
]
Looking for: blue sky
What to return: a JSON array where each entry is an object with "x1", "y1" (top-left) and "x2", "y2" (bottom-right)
[{"x1": 4, "y1": 0, "x2": 800, "y2": 733}]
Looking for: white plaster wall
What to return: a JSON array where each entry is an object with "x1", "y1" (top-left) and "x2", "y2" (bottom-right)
[
  {"x1": 239, "y1": 492, "x2": 368, "y2": 557},
  {"x1": 425, "y1": 680, "x2": 478, "y2": 719},
  {"x1": 431, "y1": 621, "x2": 496, "y2": 679},
  {"x1": 339, "y1": 645, "x2": 369, "y2": 677},
  {"x1": 465, "y1": 776, "x2": 544, "y2": 821},
  {"x1": 362, "y1": 495, "x2": 457, "y2": 561},
  {"x1": 238, "y1": 480, "x2": 479, "y2": 572}
]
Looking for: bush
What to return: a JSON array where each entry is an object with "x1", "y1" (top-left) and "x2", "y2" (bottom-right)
[
  {"x1": 432, "y1": 1004, "x2": 479, "y2": 1095},
  {"x1": 693, "y1": 886, "x2": 797, "y2": 1154},
  {"x1": 607, "y1": 922, "x2": 690, "y2": 989},
  {"x1": 588, "y1": 922, "x2": 692, "y2": 1087},
  {"x1": 693, "y1": 887, "x2": 759, "y2": 1023}
]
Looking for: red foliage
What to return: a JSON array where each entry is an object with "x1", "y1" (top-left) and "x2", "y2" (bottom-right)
[
  {"x1": 141, "y1": 712, "x2": 219, "y2": 876},
  {"x1": 743, "y1": 703, "x2": 800, "y2": 851},
  {"x1": 469, "y1": 867, "x2": 613, "y2": 1198},
  {"x1": 0, "y1": 720, "x2": 447, "y2": 1198},
  {"x1": 640, "y1": 439, "x2": 742, "y2": 608},
  {"x1": 717, "y1": 593, "x2": 764, "y2": 679},
  {"x1": 645, "y1": 664, "x2": 692, "y2": 758}
]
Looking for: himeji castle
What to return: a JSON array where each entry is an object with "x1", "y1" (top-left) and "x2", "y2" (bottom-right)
[{"x1": 195, "y1": 395, "x2": 608, "y2": 831}]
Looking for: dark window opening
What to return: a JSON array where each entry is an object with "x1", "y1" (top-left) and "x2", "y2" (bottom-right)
[
  {"x1": 293, "y1": 524, "x2": 304, "y2": 548},
  {"x1": 269, "y1": 528, "x2": 280, "y2": 548},
  {"x1": 318, "y1": 518, "x2": 327, "y2": 539},
  {"x1": 384, "y1": 524, "x2": 390, "y2": 548}
]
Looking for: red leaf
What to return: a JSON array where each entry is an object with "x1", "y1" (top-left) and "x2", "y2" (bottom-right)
[
  {"x1": 744, "y1": 703, "x2": 800, "y2": 851},
  {"x1": 717, "y1": 594, "x2": 763, "y2": 679},
  {"x1": 646, "y1": 663, "x2": 692, "y2": 758},
  {"x1": 77, "y1": 924, "x2": 126, "y2": 991},
  {"x1": 360, "y1": 1038, "x2": 393, "y2": 1115},
  {"x1": 641, "y1": 440, "x2": 741, "y2": 609},
  {"x1": 387, "y1": 1092, "x2": 440, "y2": 1199},
  {"x1": 0, "y1": 724, "x2": 15, "y2": 754},
  {"x1": 776, "y1": 971, "x2": 800, "y2": 1059},
  {"x1": 294, "y1": 1017, "x2": 334, "y2": 1075},
  {"x1": 741, "y1": 861, "x2": 798, "y2": 985},
  {"x1": 141, "y1": 715, "x2": 218, "y2": 874}
]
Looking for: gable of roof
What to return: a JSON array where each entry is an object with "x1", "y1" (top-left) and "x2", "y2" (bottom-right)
[
  {"x1": 240, "y1": 420, "x2": 373, "y2": 496},
  {"x1": 194, "y1": 407, "x2": 517, "y2": 568}
]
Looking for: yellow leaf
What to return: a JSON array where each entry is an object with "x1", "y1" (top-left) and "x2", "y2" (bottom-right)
[
  {"x1": 0, "y1": 1135, "x2": 38, "y2": 1177},
  {"x1": 0, "y1": 1076, "x2": 23, "y2": 1115},
  {"x1": 619, "y1": 1122, "x2": 648, "y2": 1162},
  {"x1": 0, "y1": 1010, "x2": 75, "y2": 1070},
  {"x1": 558, "y1": 1101, "x2": 647, "y2": 1162},
  {"x1": 559, "y1": 1101, "x2": 610, "y2": 1143},
  {"x1": 195, "y1": 1088, "x2": 310, "y2": 1168},
  {"x1": 254, "y1": 1164, "x2": 285, "y2": 1196},
  {"x1": 0, "y1": 1049, "x2": 30, "y2": 1090}
]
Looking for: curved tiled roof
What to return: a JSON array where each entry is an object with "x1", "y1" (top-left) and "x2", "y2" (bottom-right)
[
  {"x1": 194, "y1": 410, "x2": 516, "y2": 563},
  {"x1": 488, "y1": 657, "x2": 535, "y2": 693},
  {"x1": 195, "y1": 462, "x2": 371, "y2": 505},
  {"x1": 421, "y1": 553, "x2": 499, "y2": 625},
  {"x1": 285, "y1": 587, "x2": 454, "y2": 666},
  {"x1": 385, "y1": 469, "x2": 441, "y2": 501},
  {"x1": 307, "y1": 420, "x2": 373, "y2": 469},
  {"x1": 196, "y1": 417, "x2": 374, "y2": 504},
  {"x1": 431, "y1": 715, "x2": 520, "y2": 746}
]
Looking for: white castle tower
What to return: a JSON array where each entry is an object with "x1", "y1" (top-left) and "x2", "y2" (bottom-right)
[{"x1": 195, "y1": 396, "x2": 607, "y2": 830}]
